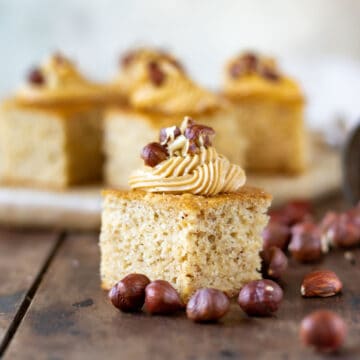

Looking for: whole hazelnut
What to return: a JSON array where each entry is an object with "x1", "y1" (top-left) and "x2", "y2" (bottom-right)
[
  {"x1": 141, "y1": 142, "x2": 168, "y2": 167},
  {"x1": 108, "y1": 273, "x2": 150, "y2": 312},
  {"x1": 145, "y1": 280, "x2": 184, "y2": 315},
  {"x1": 238, "y1": 279, "x2": 283, "y2": 316},
  {"x1": 261, "y1": 247, "x2": 288, "y2": 280},
  {"x1": 184, "y1": 124, "x2": 215, "y2": 147},
  {"x1": 301, "y1": 270, "x2": 342, "y2": 298},
  {"x1": 321, "y1": 212, "x2": 360, "y2": 248},
  {"x1": 186, "y1": 288, "x2": 230, "y2": 323},
  {"x1": 300, "y1": 310, "x2": 347, "y2": 352},
  {"x1": 262, "y1": 222, "x2": 291, "y2": 251},
  {"x1": 288, "y1": 221, "x2": 323, "y2": 263},
  {"x1": 27, "y1": 67, "x2": 44, "y2": 85},
  {"x1": 285, "y1": 200, "x2": 313, "y2": 225}
]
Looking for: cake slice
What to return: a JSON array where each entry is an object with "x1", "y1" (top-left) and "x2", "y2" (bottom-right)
[
  {"x1": 223, "y1": 52, "x2": 307, "y2": 174},
  {"x1": 104, "y1": 48, "x2": 246, "y2": 188},
  {"x1": 0, "y1": 53, "x2": 105, "y2": 188},
  {"x1": 100, "y1": 117, "x2": 271, "y2": 301}
]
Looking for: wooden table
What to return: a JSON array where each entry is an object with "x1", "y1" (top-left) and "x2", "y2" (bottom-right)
[{"x1": 0, "y1": 193, "x2": 359, "y2": 360}]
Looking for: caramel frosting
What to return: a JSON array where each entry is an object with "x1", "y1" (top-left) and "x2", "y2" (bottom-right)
[
  {"x1": 129, "y1": 118, "x2": 246, "y2": 195},
  {"x1": 223, "y1": 52, "x2": 303, "y2": 102},
  {"x1": 16, "y1": 53, "x2": 106, "y2": 104},
  {"x1": 115, "y1": 48, "x2": 220, "y2": 115}
]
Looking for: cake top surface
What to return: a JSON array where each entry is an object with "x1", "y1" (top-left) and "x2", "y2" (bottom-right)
[
  {"x1": 128, "y1": 117, "x2": 246, "y2": 196},
  {"x1": 15, "y1": 53, "x2": 109, "y2": 105},
  {"x1": 223, "y1": 52, "x2": 304, "y2": 102},
  {"x1": 114, "y1": 47, "x2": 221, "y2": 115},
  {"x1": 103, "y1": 186, "x2": 272, "y2": 211}
]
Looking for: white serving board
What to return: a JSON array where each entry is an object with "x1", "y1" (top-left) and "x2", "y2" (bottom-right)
[{"x1": 0, "y1": 140, "x2": 341, "y2": 230}]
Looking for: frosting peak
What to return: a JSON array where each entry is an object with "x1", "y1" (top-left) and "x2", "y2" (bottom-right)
[
  {"x1": 16, "y1": 53, "x2": 104, "y2": 104},
  {"x1": 223, "y1": 52, "x2": 303, "y2": 101},
  {"x1": 115, "y1": 48, "x2": 220, "y2": 115},
  {"x1": 129, "y1": 117, "x2": 246, "y2": 195}
]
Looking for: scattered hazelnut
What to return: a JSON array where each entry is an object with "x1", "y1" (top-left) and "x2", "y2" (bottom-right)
[
  {"x1": 321, "y1": 212, "x2": 360, "y2": 248},
  {"x1": 238, "y1": 279, "x2": 283, "y2": 316},
  {"x1": 301, "y1": 270, "x2": 342, "y2": 298},
  {"x1": 186, "y1": 288, "x2": 230, "y2": 323},
  {"x1": 262, "y1": 222, "x2": 291, "y2": 251},
  {"x1": 148, "y1": 61, "x2": 165, "y2": 86},
  {"x1": 145, "y1": 280, "x2": 184, "y2": 315},
  {"x1": 108, "y1": 273, "x2": 150, "y2": 312},
  {"x1": 300, "y1": 310, "x2": 347, "y2": 352},
  {"x1": 184, "y1": 124, "x2": 215, "y2": 147},
  {"x1": 141, "y1": 142, "x2": 168, "y2": 167},
  {"x1": 269, "y1": 200, "x2": 312, "y2": 226},
  {"x1": 27, "y1": 67, "x2": 44, "y2": 85},
  {"x1": 159, "y1": 126, "x2": 181, "y2": 145},
  {"x1": 261, "y1": 247, "x2": 288, "y2": 280},
  {"x1": 288, "y1": 221, "x2": 323, "y2": 263}
]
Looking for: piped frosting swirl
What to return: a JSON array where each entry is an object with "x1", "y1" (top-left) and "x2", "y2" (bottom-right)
[
  {"x1": 129, "y1": 117, "x2": 246, "y2": 195},
  {"x1": 16, "y1": 53, "x2": 105, "y2": 104},
  {"x1": 115, "y1": 48, "x2": 220, "y2": 115}
]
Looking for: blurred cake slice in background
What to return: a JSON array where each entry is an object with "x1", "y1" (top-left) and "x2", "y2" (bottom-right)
[
  {"x1": 0, "y1": 53, "x2": 105, "y2": 188},
  {"x1": 104, "y1": 48, "x2": 247, "y2": 188},
  {"x1": 223, "y1": 52, "x2": 308, "y2": 174}
]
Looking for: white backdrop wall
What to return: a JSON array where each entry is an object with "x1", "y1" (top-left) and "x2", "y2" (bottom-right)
[{"x1": 1, "y1": 0, "x2": 360, "y2": 128}]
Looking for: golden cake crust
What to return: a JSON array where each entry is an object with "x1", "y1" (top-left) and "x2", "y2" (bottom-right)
[{"x1": 102, "y1": 186, "x2": 272, "y2": 210}]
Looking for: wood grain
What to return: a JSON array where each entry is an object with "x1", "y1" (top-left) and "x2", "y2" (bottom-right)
[
  {"x1": 0, "y1": 228, "x2": 61, "y2": 353},
  {"x1": 5, "y1": 225, "x2": 360, "y2": 359}
]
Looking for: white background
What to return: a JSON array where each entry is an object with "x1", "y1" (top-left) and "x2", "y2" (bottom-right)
[{"x1": 1, "y1": 0, "x2": 360, "y2": 129}]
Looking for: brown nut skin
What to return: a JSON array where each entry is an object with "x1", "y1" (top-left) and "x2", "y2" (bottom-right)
[
  {"x1": 289, "y1": 221, "x2": 323, "y2": 263},
  {"x1": 184, "y1": 124, "x2": 215, "y2": 147},
  {"x1": 148, "y1": 61, "x2": 165, "y2": 86},
  {"x1": 145, "y1": 280, "x2": 184, "y2": 315},
  {"x1": 301, "y1": 270, "x2": 342, "y2": 298},
  {"x1": 238, "y1": 279, "x2": 283, "y2": 316},
  {"x1": 141, "y1": 142, "x2": 168, "y2": 167},
  {"x1": 321, "y1": 212, "x2": 360, "y2": 248},
  {"x1": 108, "y1": 273, "x2": 151, "y2": 312},
  {"x1": 262, "y1": 222, "x2": 291, "y2": 251},
  {"x1": 229, "y1": 52, "x2": 258, "y2": 78},
  {"x1": 269, "y1": 200, "x2": 312, "y2": 226},
  {"x1": 27, "y1": 67, "x2": 44, "y2": 85},
  {"x1": 300, "y1": 310, "x2": 347, "y2": 352},
  {"x1": 261, "y1": 247, "x2": 288, "y2": 280},
  {"x1": 186, "y1": 288, "x2": 230, "y2": 323}
]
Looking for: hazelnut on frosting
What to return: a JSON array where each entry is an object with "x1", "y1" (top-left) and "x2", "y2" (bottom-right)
[
  {"x1": 16, "y1": 53, "x2": 104, "y2": 103},
  {"x1": 223, "y1": 52, "x2": 303, "y2": 101},
  {"x1": 115, "y1": 48, "x2": 220, "y2": 115},
  {"x1": 129, "y1": 117, "x2": 246, "y2": 195}
]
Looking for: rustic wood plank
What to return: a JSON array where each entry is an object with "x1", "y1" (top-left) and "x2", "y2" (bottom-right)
[
  {"x1": 0, "y1": 228, "x2": 61, "y2": 354},
  {"x1": 5, "y1": 198, "x2": 360, "y2": 359}
]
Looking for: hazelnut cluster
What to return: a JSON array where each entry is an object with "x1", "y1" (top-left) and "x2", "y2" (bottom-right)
[
  {"x1": 229, "y1": 52, "x2": 280, "y2": 81},
  {"x1": 141, "y1": 118, "x2": 216, "y2": 167},
  {"x1": 109, "y1": 274, "x2": 283, "y2": 323}
]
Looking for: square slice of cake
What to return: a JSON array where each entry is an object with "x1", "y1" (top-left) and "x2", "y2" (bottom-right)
[
  {"x1": 0, "y1": 100, "x2": 103, "y2": 188},
  {"x1": 100, "y1": 187, "x2": 271, "y2": 301},
  {"x1": 223, "y1": 52, "x2": 308, "y2": 174}
]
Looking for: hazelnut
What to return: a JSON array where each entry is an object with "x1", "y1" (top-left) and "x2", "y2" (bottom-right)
[
  {"x1": 261, "y1": 247, "x2": 288, "y2": 280},
  {"x1": 27, "y1": 67, "x2": 44, "y2": 85},
  {"x1": 269, "y1": 200, "x2": 312, "y2": 226},
  {"x1": 141, "y1": 142, "x2": 168, "y2": 167},
  {"x1": 229, "y1": 52, "x2": 258, "y2": 78},
  {"x1": 108, "y1": 273, "x2": 150, "y2": 312},
  {"x1": 186, "y1": 288, "x2": 230, "y2": 323},
  {"x1": 145, "y1": 280, "x2": 184, "y2": 315},
  {"x1": 288, "y1": 221, "x2": 323, "y2": 263},
  {"x1": 301, "y1": 270, "x2": 342, "y2": 298},
  {"x1": 260, "y1": 65, "x2": 280, "y2": 81},
  {"x1": 238, "y1": 279, "x2": 283, "y2": 316},
  {"x1": 321, "y1": 212, "x2": 360, "y2": 248},
  {"x1": 262, "y1": 222, "x2": 291, "y2": 251},
  {"x1": 159, "y1": 126, "x2": 181, "y2": 145},
  {"x1": 148, "y1": 61, "x2": 165, "y2": 86},
  {"x1": 300, "y1": 310, "x2": 347, "y2": 352},
  {"x1": 184, "y1": 124, "x2": 215, "y2": 147}
]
